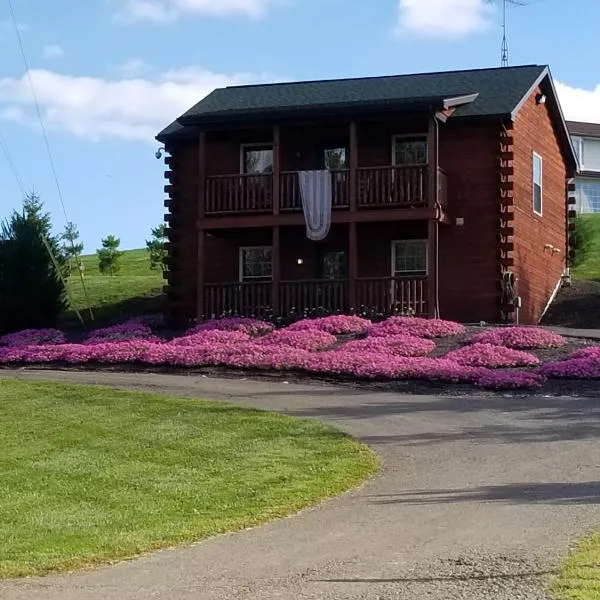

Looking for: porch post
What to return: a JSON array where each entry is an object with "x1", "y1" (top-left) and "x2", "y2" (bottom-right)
[
  {"x1": 348, "y1": 221, "x2": 358, "y2": 312},
  {"x1": 197, "y1": 229, "x2": 205, "y2": 319},
  {"x1": 426, "y1": 115, "x2": 440, "y2": 318},
  {"x1": 349, "y1": 121, "x2": 358, "y2": 211},
  {"x1": 272, "y1": 225, "x2": 281, "y2": 316},
  {"x1": 197, "y1": 131, "x2": 207, "y2": 320},
  {"x1": 273, "y1": 125, "x2": 281, "y2": 216}
]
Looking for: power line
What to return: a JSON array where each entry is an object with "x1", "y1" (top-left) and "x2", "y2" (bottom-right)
[{"x1": 0, "y1": 132, "x2": 26, "y2": 196}]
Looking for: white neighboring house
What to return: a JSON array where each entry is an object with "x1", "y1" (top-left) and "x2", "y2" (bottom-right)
[{"x1": 567, "y1": 121, "x2": 600, "y2": 213}]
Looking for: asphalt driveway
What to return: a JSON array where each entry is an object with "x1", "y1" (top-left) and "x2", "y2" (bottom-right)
[{"x1": 2, "y1": 369, "x2": 600, "y2": 599}]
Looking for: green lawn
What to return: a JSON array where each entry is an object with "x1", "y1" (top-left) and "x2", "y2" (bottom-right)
[
  {"x1": 551, "y1": 532, "x2": 600, "y2": 599},
  {"x1": 0, "y1": 379, "x2": 378, "y2": 578},
  {"x1": 572, "y1": 214, "x2": 600, "y2": 281},
  {"x1": 64, "y1": 249, "x2": 164, "y2": 326}
]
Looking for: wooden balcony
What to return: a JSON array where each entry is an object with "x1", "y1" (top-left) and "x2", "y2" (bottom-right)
[
  {"x1": 203, "y1": 276, "x2": 428, "y2": 319},
  {"x1": 204, "y1": 166, "x2": 447, "y2": 217}
]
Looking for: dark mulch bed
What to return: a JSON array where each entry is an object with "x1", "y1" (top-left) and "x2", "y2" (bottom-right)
[{"x1": 542, "y1": 280, "x2": 600, "y2": 328}]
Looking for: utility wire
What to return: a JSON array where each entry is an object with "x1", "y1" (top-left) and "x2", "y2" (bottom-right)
[{"x1": 7, "y1": 0, "x2": 93, "y2": 324}]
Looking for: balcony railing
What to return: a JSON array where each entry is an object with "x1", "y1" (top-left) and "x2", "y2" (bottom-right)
[
  {"x1": 204, "y1": 165, "x2": 444, "y2": 216},
  {"x1": 203, "y1": 276, "x2": 428, "y2": 318}
]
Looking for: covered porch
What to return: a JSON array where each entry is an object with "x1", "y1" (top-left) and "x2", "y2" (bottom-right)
[{"x1": 200, "y1": 222, "x2": 434, "y2": 319}]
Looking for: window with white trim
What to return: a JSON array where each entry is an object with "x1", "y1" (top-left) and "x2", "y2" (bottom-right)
[
  {"x1": 239, "y1": 246, "x2": 272, "y2": 282},
  {"x1": 241, "y1": 145, "x2": 273, "y2": 174},
  {"x1": 392, "y1": 136, "x2": 427, "y2": 166},
  {"x1": 392, "y1": 240, "x2": 427, "y2": 277},
  {"x1": 533, "y1": 152, "x2": 543, "y2": 216},
  {"x1": 571, "y1": 136, "x2": 600, "y2": 172}
]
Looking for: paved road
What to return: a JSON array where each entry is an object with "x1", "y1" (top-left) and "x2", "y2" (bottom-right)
[{"x1": 2, "y1": 370, "x2": 600, "y2": 600}]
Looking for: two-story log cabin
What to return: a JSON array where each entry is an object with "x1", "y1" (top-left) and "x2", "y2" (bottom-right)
[{"x1": 157, "y1": 65, "x2": 577, "y2": 325}]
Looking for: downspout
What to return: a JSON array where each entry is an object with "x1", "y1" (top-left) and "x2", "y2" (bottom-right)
[{"x1": 433, "y1": 113, "x2": 441, "y2": 318}]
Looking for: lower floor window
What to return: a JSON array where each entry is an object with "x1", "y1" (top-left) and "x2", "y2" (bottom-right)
[
  {"x1": 392, "y1": 240, "x2": 427, "y2": 277},
  {"x1": 239, "y1": 246, "x2": 272, "y2": 282}
]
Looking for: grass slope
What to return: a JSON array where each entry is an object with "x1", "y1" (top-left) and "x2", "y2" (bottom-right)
[
  {"x1": 0, "y1": 379, "x2": 378, "y2": 578},
  {"x1": 64, "y1": 249, "x2": 163, "y2": 326},
  {"x1": 572, "y1": 214, "x2": 600, "y2": 281},
  {"x1": 551, "y1": 532, "x2": 600, "y2": 599}
]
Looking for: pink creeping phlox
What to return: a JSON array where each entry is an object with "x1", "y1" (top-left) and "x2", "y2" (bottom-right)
[
  {"x1": 254, "y1": 329, "x2": 336, "y2": 351},
  {"x1": 0, "y1": 328, "x2": 66, "y2": 347},
  {"x1": 286, "y1": 315, "x2": 371, "y2": 335},
  {"x1": 471, "y1": 327, "x2": 566, "y2": 349},
  {"x1": 444, "y1": 343, "x2": 540, "y2": 368},
  {"x1": 568, "y1": 346, "x2": 600, "y2": 360},
  {"x1": 85, "y1": 321, "x2": 158, "y2": 344},
  {"x1": 169, "y1": 330, "x2": 250, "y2": 346},
  {"x1": 368, "y1": 317, "x2": 466, "y2": 339},
  {"x1": 540, "y1": 356, "x2": 600, "y2": 379},
  {"x1": 340, "y1": 335, "x2": 435, "y2": 357},
  {"x1": 475, "y1": 370, "x2": 546, "y2": 390},
  {"x1": 189, "y1": 317, "x2": 274, "y2": 337}
]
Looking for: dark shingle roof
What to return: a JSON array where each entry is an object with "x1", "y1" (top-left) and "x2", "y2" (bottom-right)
[
  {"x1": 168, "y1": 65, "x2": 547, "y2": 130},
  {"x1": 567, "y1": 120, "x2": 600, "y2": 138}
]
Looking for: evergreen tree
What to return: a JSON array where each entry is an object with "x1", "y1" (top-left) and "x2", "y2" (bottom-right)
[
  {"x1": 145, "y1": 224, "x2": 167, "y2": 271},
  {"x1": 0, "y1": 193, "x2": 67, "y2": 333},
  {"x1": 61, "y1": 221, "x2": 84, "y2": 276},
  {"x1": 97, "y1": 234, "x2": 123, "y2": 276}
]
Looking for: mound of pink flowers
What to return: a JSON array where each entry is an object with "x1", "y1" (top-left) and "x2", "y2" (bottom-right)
[
  {"x1": 85, "y1": 321, "x2": 160, "y2": 344},
  {"x1": 0, "y1": 328, "x2": 66, "y2": 347},
  {"x1": 340, "y1": 335, "x2": 436, "y2": 357},
  {"x1": 540, "y1": 346, "x2": 600, "y2": 379},
  {"x1": 168, "y1": 330, "x2": 250, "y2": 346},
  {"x1": 369, "y1": 316, "x2": 466, "y2": 339},
  {"x1": 476, "y1": 370, "x2": 546, "y2": 390},
  {"x1": 286, "y1": 315, "x2": 371, "y2": 335},
  {"x1": 190, "y1": 317, "x2": 273, "y2": 336},
  {"x1": 444, "y1": 343, "x2": 540, "y2": 368},
  {"x1": 471, "y1": 327, "x2": 566, "y2": 349},
  {"x1": 254, "y1": 329, "x2": 336, "y2": 351}
]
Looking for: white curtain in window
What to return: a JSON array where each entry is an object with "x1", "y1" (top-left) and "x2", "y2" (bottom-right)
[
  {"x1": 298, "y1": 170, "x2": 332, "y2": 241},
  {"x1": 584, "y1": 139, "x2": 600, "y2": 171}
]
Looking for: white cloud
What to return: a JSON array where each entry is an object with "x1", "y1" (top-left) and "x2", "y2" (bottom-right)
[
  {"x1": 397, "y1": 0, "x2": 494, "y2": 38},
  {"x1": 115, "y1": 58, "x2": 151, "y2": 77},
  {"x1": 0, "y1": 67, "x2": 268, "y2": 142},
  {"x1": 117, "y1": 0, "x2": 273, "y2": 23},
  {"x1": 556, "y1": 81, "x2": 600, "y2": 124},
  {"x1": 42, "y1": 44, "x2": 65, "y2": 60}
]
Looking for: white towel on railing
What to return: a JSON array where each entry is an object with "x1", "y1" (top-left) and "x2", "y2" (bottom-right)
[{"x1": 298, "y1": 170, "x2": 332, "y2": 241}]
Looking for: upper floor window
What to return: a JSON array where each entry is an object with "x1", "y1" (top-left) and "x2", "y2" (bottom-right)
[
  {"x1": 392, "y1": 136, "x2": 427, "y2": 166},
  {"x1": 241, "y1": 145, "x2": 273, "y2": 174},
  {"x1": 533, "y1": 152, "x2": 543, "y2": 216},
  {"x1": 324, "y1": 147, "x2": 347, "y2": 170},
  {"x1": 239, "y1": 246, "x2": 272, "y2": 282}
]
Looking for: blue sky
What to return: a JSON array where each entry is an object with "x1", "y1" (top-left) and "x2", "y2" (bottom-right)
[{"x1": 0, "y1": 0, "x2": 598, "y2": 251}]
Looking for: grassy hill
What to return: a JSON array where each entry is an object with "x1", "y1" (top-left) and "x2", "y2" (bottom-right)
[
  {"x1": 63, "y1": 248, "x2": 164, "y2": 327},
  {"x1": 572, "y1": 214, "x2": 600, "y2": 281}
]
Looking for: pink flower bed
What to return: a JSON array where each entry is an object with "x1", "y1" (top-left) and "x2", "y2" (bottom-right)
[
  {"x1": 85, "y1": 321, "x2": 159, "y2": 345},
  {"x1": 286, "y1": 315, "x2": 371, "y2": 335},
  {"x1": 475, "y1": 370, "x2": 546, "y2": 390},
  {"x1": 471, "y1": 327, "x2": 566, "y2": 349},
  {"x1": 0, "y1": 328, "x2": 66, "y2": 347},
  {"x1": 340, "y1": 335, "x2": 435, "y2": 357},
  {"x1": 444, "y1": 343, "x2": 540, "y2": 368},
  {"x1": 168, "y1": 330, "x2": 250, "y2": 346},
  {"x1": 190, "y1": 317, "x2": 273, "y2": 336},
  {"x1": 254, "y1": 329, "x2": 336, "y2": 351},
  {"x1": 369, "y1": 317, "x2": 466, "y2": 339},
  {"x1": 568, "y1": 346, "x2": 600, "y2": 360},
  {"x1": 540, "y1": 356, "x2": 600, "y2": 379}
]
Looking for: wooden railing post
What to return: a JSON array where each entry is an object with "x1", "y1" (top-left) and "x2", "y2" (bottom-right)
[
  {"x1": 349, "y1": 121, "x2": 358, "y2": 212},
  {"x1": 197, "y1": 229, "x2": 205, "y2": 319},
  {"x1": 349, "y1": 221, "x2": 358, "y2": 311},
  {"x1": 273, "y1": 125, "x2": 281, "y2": 216},
  {"x1": 272, "y1": 225, "x2": 281, "y2": 316},
  {"x1": 427, "y1": 115, "x2": 439, "y2": 317}
]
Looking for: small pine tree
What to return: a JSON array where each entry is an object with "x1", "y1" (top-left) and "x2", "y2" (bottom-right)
[
  {"x1": 0, "y1": 193, "x2": 67, "y2": 333},
  {"x1": 145, "y1": 224, "x2": 167, "y2": 271},
  {"x1": 61, "y1": 221, "x2": 84, "y2": 276},
  {"x1": 97, "y1": 234, "x2": 123, "y2": 276}
]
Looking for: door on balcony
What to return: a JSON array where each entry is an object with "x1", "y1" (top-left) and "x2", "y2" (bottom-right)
[
  {"x1": 391, "y1": 135, "x2": 428, "y2": 205},
  {"x1": 240, "y1": 145, "x2": 273, "y2": 211},
  {"x1": 391, "y1": 240, "x2": 428, "y2": 314},
  {"x1": 318, "y1": 250, "x2": 349, "y2": 312}
]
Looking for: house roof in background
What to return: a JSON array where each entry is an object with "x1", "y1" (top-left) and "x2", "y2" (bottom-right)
[{"x1": 567, "y1": 120, "x2": 600, "y2": 137}]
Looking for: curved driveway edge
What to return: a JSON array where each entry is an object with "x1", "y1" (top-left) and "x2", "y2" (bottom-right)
[{"x1": 2, "y1": 369, "x2": 600, "y2": 600}]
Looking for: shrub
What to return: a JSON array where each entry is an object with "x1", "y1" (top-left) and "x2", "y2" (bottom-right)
[
  {"x1": 340, "y1": 335, "x2": 435, "y2": 357},
  {"x1": 475, "y1": 370, "x2": 546, "y2": 390},
  {"x1": 470, "y1": 327, "x2": 566, "y2": 349},
  {"x1": 286, "y1": 315, "x2": 371, "y2": 335},
  {"x1": 368, "y1": 316, "x2": 465, "y2": 339},
  {"x1": 444, "y1": 343, "x2": 540, "y2": 368}
]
